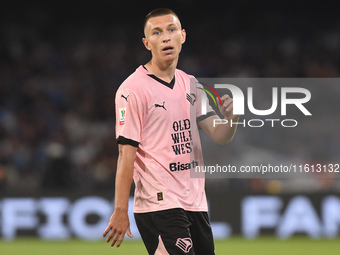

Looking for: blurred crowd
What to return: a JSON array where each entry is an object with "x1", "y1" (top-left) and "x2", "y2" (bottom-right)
[{"x1": 1, "y1": 4, "x2": 340, "y2": 193}]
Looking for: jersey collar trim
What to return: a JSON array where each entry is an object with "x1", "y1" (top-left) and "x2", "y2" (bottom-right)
[{"x1": 141, "y1": 65, "x2": 175, "y2": 89}]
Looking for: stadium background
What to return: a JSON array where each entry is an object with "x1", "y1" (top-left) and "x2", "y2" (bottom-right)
[{"x1": 1, "y1": 0, "x2": 340, "y2": 254}]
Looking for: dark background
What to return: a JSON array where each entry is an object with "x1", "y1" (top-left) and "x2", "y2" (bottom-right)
[{"x1": 0, "y1": 0, "x2": 340, "y2": 195}]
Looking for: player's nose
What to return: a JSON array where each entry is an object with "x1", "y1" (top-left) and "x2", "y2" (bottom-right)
[{"x1": 162, "y1": 32, "x2": 171, "y2": 42}]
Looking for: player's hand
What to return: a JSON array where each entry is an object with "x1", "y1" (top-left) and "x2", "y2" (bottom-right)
[
  {"x1": 217, "y1": 94, "x2": 240, "y2": 121},
  {"x1": 102, "y1": 209, "x2": 133, "y2": 248}
]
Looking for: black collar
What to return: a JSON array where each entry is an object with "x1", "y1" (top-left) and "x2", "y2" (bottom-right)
[{"x1": 143, "y1": 65, "x2": 175, "y2": 89}]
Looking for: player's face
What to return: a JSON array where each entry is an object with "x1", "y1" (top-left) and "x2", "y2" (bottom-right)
[{"x1": 143, "y1": 14, "x2": 186, "y2": 64}]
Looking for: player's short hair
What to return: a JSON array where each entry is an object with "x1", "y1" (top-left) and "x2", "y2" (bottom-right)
[{"x1": 144, "y1": 8, "x2": 180, "y2": 30}]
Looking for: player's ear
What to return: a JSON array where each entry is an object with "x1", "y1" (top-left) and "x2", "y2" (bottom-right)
[
  {"x1": 181, "y1": 29, "x2": 186, "y2": 44},
  {"x1": 142, "y1": 38, "x2": 151, "y2": 51}
]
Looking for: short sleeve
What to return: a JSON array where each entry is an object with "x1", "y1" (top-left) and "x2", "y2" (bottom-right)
[
  {"x1": 193, "y1": 78, "x2": 216, "y2": 122},
  {"x1": 115, "y1": 88, "x2": 143, "y2": 147}
]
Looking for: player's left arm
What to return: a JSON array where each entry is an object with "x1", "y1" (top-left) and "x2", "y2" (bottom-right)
[{"x1": 198, "y1": 94, "x2": 240, "y2": 144}]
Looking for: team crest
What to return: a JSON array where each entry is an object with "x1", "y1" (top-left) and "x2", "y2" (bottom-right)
[
  {"x1": 186, "y1": 93, "x2": 196, "y2": 106},
  {"x1": 176, "y1": 237, "x2": 193, "y2": 253},
  {"x1": 119, "y1": 107, "x2": 126, "y2": 125}
]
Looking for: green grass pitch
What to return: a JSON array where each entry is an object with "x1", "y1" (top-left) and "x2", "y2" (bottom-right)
[{"x1": 1, "y1": 237, "x2": 340, "y2": 255}]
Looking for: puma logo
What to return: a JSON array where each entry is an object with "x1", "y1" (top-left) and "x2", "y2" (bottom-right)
[
  {"x1": 121, "y1": 94, "x2": 129, "y2": 102},
  {"x1": 155, "y1": 101, "x2": 166, "y2": 110}
]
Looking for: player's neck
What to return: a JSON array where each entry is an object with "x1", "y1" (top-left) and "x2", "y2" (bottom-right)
[{"x1": 145, "y1": 58, "x2": 178, "y2": 83}]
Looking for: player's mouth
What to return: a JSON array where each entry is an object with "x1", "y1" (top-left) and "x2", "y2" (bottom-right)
[{"x1": 162, "y1": 46, "x2": 174, "y2": 53}]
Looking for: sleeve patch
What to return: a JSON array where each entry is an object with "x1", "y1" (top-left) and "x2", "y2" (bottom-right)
[{"x1": 119, "y1": 107, "x2": 126, "y2": 125}]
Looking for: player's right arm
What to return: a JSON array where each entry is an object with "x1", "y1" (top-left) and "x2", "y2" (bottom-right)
[{"x1": 102, "y1": 143, "x2": 137, "y2": 248}]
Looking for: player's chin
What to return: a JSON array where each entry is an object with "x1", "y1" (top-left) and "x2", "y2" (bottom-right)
[{"x1": 162, "y1": 52, "x2": 178, "y2": 61}]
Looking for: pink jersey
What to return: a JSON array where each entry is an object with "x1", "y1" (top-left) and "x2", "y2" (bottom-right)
[{"x1": 115, "y1": 66, "x2": 215, "y2": 213}]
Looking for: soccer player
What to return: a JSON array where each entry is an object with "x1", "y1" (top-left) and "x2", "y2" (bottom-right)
[{"x1": 103, "y1": 8, "x2": 239, "y2": 255}]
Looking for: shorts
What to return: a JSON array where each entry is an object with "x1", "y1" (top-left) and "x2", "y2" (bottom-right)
[{"x1": 134, "y1": 208, "x2": 215, "y2": 255}]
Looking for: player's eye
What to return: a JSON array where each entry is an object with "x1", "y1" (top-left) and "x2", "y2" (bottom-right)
[
  {"x1": 153, "y1": 31, "x2": 160, "y2": 35},
  {"x1": 169, "y1": 28, "x2": 176, "y2": 33}
]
